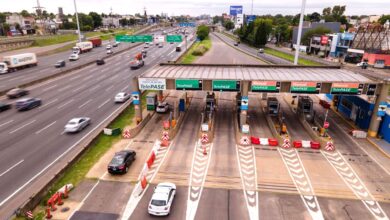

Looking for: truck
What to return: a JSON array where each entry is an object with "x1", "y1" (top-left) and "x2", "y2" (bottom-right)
[
  {"x1": 88, "y1": 38, "x2": 102, "y2": 47},
  {"x1": 0, "y1": 53, "x2": 37, "y2": 74},
  {"x1": 72, "y1": 41, "x2": 93, "y2": 54}
]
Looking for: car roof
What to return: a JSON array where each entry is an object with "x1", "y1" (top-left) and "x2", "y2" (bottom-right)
[
  {"x1": 16, "y1": 98, "x2": 32, "y2": 102},
  {"x1": 69, "y1": 117, "x2": 86, "y2": 122},
  {"x1": 116, "y1": 92, "x2": 126, "y2": 95}
]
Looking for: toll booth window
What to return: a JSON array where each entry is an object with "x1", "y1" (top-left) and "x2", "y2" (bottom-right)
[
  {"x1": 303, "y1": 104, "x2": 311, "y2": 112},
  {"x1": 341, "y1": 98, "x2": 353, "y2": 110},
  {"x1": 270, "y1": 104, "x2": 278, "y2": 109}
]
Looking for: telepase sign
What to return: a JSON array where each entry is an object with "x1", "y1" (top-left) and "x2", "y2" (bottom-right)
[{"x1": 139, "y1": 78, "x2": 166, "y2": 90}]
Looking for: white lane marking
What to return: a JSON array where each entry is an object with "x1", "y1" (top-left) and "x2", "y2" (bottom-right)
[
  {"x1": 72, "y1": 85, "x2": 87, "y2": 93},
  {"x1": 0, "y1": 160, "x2": 24, "y2": 177},
  {"x1": 57, "y1": 99, "x2": 74, "y2": 109},
  {"x1": 9, "y1": 120, "x2": 36, "y2": 134},
  {"x1": 57, "y1": 85, "x2": 72, "y2": 92},
  {"x1": 7, "y1": 75, "x2": 24, "y2": 82},
  {"x1": 97, "y1": 98, "x2": 110, "y2": 109},
  {"x1": 69, "y1": 74, "x2": 82, "y2": 81},
  {"x1": 35, "y1": 121, "x2": 57, "y2": 135},
  {"x1": 0, "y1": 120, "x2": 14, "y2": 128},
  {"x1": 105, "y1": 85, "x2": 114, "y2": 91},
  {"x1": 78, "y1": 99, "x2": 93, "y2": 109},
  {"x1": 121, "y1": 85, "x2": 128, "y2": 92},
  {"x1": 22, "y1": 75, "x2": 39, "y2": 81},
  {"x1": 0, "y1": 100, "x2": 132, "y2": 207},
  {"x1": 39, "y1": 98, "x2": 58, "y2": 109},
  {"x1": 89, "y1": 85, "x2": 100, "y2": 92},
  {"x1": 167, "y1": 49, "x2": 175, "y2": 56},
  {"x1": 110, "y1": 75, "x2": 119, "y2": 81},
  {"x1": 42, "y1": 84, "x2": 58, "y2": 92}
]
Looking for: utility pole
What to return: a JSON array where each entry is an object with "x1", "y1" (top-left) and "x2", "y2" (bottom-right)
[
  {"x1": 293, "y1": 0, "x2": 306, "y2": 65},
  {"x1": 73, "y1": 0, "x2": 82, "y2": 42}
]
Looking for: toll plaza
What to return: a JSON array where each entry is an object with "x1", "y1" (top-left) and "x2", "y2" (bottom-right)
[{"x1": 132, "y1": 64, "x2": 389, "y2": 141}]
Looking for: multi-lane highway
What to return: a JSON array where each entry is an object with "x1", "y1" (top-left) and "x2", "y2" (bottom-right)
[{"x1": 0, "y1": 28, "x2": 191, "y2": 218}]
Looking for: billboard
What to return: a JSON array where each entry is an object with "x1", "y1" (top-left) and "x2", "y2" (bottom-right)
[
  {"x1": 246, "y1": 15, "x2": 256, "y2": 23},
  {"x1": 230, "y1": 5, "x2": 243, "y2": 16},
  {"x1": 236, "y1": 14, "x2": 244, "y2": 25}
]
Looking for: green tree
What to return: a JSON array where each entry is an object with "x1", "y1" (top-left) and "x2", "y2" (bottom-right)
[
  {"x1": 378, "y1": 15, "x2": 390, "y2": 24},
  {"x1": 89, "y1": 12, "x2": 102, "y2": 28},
  {"x1": 119, "y1": 18, "x2": 128, "y2": 27},
  {"x1": 213, "y1": 16, "x2": 221, "y2": 24},
  {"x1": 224, "y1": 20, "x2": 234, "y2": 31},
  {"x1": 308, "y1": 12, "x2": 321, "y2": 22},
  {"x1": 20, "y1": 10, "x2": 30, "y2": 17},
  {"x1": 301, "y1": 27, "x2": 331, "y2": 45},
  {"x1": 77, "y1": 13, "x2": 94, "y2": 31},
  {"x1": 42, "y1": 10, "x2": 48, "y2": 19},
  {"x1": 254, "y1": 19, "x2": 273, "y2": 47},
  {"x1": 196, "y1": 25, "x2": 210, "y2": 41},
  {"x1": 0, "y1": 13, "x2": 6, "y2": 36}
]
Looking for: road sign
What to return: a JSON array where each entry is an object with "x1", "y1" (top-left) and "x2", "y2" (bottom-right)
[
  {"x1": 290, "y1": 81, "x2": 321, "y2": 94},
  {"x1": 230, "y1": 5, "x2": 243, "y2": 16},
  {"x1": 115, "y1": 35, "x2": 153, "y2": 42},
  {"x1": 132, "y1": 91, "x2": 140, "y2": 105},
  {"x1": 122, "y1": 129, "x2": 131, "y2": 139},
  {"x1": 162, "y1": 131, "x2": 169, "y2": 141},
  {"x1": 251, "y1": 81, "x2": 280, "y2": 93},
  {"x1": 282, "y1": 139, "x2": 291, "y2": 148},
  {"x1": 377, "y1": 101, "x2": 388, "y2": 117},
  {"x1": 241, "y1": 124, "x2": 250, "y2": 133},
  {"x1": 212, "y1": 80, "x2": 240, "y2": 91},
  {"x1": 241, "y1": 96, "x2": 248, "y2": 110},
  {"x1": 331, "y1": 83, "x2": 363, "y2": 95},
  {"x1": 139, "y1": 78, "x2": 166, "y2": 90},
  {"x1": 178, "y1": 22, "x2": 195, "y2": 27},
  {"x1": 323, "y1": 121, "x2": 329, "y2": 129},
  {"x1": 166, "y1": 35, "x2": 183, "y2": 42},
  {"x1": 246, "y1": 15, "x2": 256, "y2": 23},
  {"x1": 175, "y1": 79, "x2": 202, "y2": 90},
  {"x1": 240, "y1": 136, "x2": 250, "y2": 145},
  {"x1": 325, "y1": 141, "x2": 335, "y2": 151},
  {"x1": 201, "y1": 133, "x2": 209, "y2": 143}
]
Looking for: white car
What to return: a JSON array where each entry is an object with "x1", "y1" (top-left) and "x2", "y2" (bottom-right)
[
  {"x1": 114, "y1": 92, "x2": 131, "y2": 103},
  {"x1": 64, "y1": 117, "x2": 91, "y2": 133},
  {"x1": 107, "y1": 49, "x2": 113, "y2": 54},
  {"x1": 148, "y1": 182, "x2": 176, "y2": 216},
  {"x1": 69, "y1": 53, "x2": 79, "y2": 61},
  {"x1": 144, "y1": 43, "x2": 149, "y2": 48},
  {"x1": 106, "y1": 45, "x2": 112, "y2": 49},
  {"x1": 356, "y1": 61, "x2": 367, "y2": 67},
  {"x1": 156, "y1": 102, "x2": 169, "y2": 113}
]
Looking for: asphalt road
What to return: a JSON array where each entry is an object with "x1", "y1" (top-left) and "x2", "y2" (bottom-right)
[{"x1": 0, "y1": 31, "x2": 186, "y2": 218}]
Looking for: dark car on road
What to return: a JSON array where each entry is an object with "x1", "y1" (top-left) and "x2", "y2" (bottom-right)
[
  {"x1": 108, "y1": 150, "x2": 136, "y2": 174},
  {"x1": 6, "y1": 88, "x2": 29, "y2": 99},
  {"x1": 55, "y1": 60, "x2": 66, "y2": 68},
  {"x1": 15, "y1": 98, "x2": 42, "y2": 111},
  {"x1": 0, "y1": 102, "x2": 11, "y2": 112},
  {"x1": 96, "y1": 58, "x2": 105, "y2": 65}
]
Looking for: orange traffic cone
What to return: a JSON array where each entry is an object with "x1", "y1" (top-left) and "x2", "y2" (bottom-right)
[
  {"x1": 160, "y1": 140, "x2": 169, "y2": 147},
  {"x1": 46, "y1": 207, "x2": 52, "y2": 219}
]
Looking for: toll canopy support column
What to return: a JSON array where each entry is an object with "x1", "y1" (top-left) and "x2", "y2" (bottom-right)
[
  {"x1": 368, "y1": 83, "x2": 389, "y2": 137},
  {"x1": 262, "y1": 92, "x2": 267, "y2": 100},
  {"x1": 240, "y1": 81, "x2": 249, "y2": 127},
  {"x1": 132, "y1": 77, "x2": 143, "y2": 123},
  {"x1": 158, "y1": 90, "x2": 163, "y2": 103}
]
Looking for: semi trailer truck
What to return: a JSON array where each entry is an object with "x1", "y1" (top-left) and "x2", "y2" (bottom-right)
[{"x1": 0, "y1": 53, "x2": 38, "y2": 74}]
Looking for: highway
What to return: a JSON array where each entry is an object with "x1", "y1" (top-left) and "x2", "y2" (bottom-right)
[{"x1": 0, "y1": 29, "x2": 188, "y2": 217}]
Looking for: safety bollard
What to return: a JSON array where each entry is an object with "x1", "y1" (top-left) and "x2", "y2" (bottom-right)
[
  {"x1": 63, "y1": 185, "x2": 69, "y2": 199},
  {"x1": 57, "y1": 192, "x2": 63, "y2": 206},
  {"x1": 46, "y1": 207, "x2": 52, "y2": 219}
]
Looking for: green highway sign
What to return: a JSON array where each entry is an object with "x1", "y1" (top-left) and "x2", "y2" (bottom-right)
[
  {"x1": 115, "y1": 35, "x2": 153, "y2": 42},
  {"x1": 166, "y1": 35, "x2": 183, "y2": 42},
  {"x1": 290, "y1": 81, "x2": 320, "y2": 94},
  {"x1": 175, "y1": 79, "x2": 202, "y2": 90},
  {"x1": 251, "y1": 81, "x2": 280, "y2": 93},
  {"x1": 212, "y1": 80, "x2": 240, "y2": 91}
]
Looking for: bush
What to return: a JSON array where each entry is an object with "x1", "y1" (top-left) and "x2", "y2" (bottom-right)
[
  {"x1": 192, "y1": 45, "x2": 208, "y2": 56},
  {"x1": 197, "y1": 25, "x2": 210, "y2": 41},
  {"x1": 109, "y1": 29, "x2": 115, "y2": 33}
]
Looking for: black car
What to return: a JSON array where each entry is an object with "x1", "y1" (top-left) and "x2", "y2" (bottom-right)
[
  {"x1": 0, "y1": 102, "x2": 11, "y2": 112},
  {"x1": 96, "y1": 58, "x2": 105, "y2": 65},
  {"x1": 15, "y1": 98, "x2": 42, "y2": 111},
  {"x1": 6, "y1": 88, "x2": 29, "y2": 99},
  {"x1": 108, "y1": 150, "x2": 136, "y2": 174},
  {"x1": 55, "y1": 60, "x2": 66, "y2": 68}
]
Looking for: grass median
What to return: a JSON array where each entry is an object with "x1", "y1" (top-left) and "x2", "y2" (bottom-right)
[
  {"x1": 16, "y1": 92, "x2": 149, "y2": 220},
  {"x1": 179, "y1": 37, "x2": 212, "y2": 64},
  {"x1": 264, "y1": 47, "x2": 322, "y2": 66}
]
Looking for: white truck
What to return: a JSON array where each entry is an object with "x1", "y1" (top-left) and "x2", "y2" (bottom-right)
[
  {"x1": 72, "y1": 41, "x2": 93, "y2": 54},
  {"x1": 0, "y1": 53, "x2": 38, "y2": 74}
]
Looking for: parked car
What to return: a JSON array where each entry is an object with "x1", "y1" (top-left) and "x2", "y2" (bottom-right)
[
  {"x1": 107, "y1": 150, "x2": 136, "y2": 174},
  {"x1": 55, "y1": 60, "x2": 66, "y2": 68},
  {"x1": 96, "y1": 58, "x2": 105, "y2": 65},
  {"x1": 6, "y1": 88, "x2": 29, "y2": 99},
  {"x1": 114, "y1": 92, "x2": 131, "y2": 103},
  {"x1": 0, "y1": 102, "x2": 11, "y2": 112},
  {"x1": 156, "y1": 102, "x2": 169, "y2": 113},
  {"x1": 130, "y1": 59, "x2": 144, "y2": 70},
  {"x1": 64, "y1": 117, "x2": 91, "y2": 133},
  {"x1": 106, "y1": 45, "x2": 112, "y2": 50},
  {"x1": 148, "y1": 182, "x2": 176, "y2": 216},
  {"x1": 69, "y1": 53, "x2": 79, "y2": 61},
  {"x1": 107, "y1": 49, "x2": 113, "y2": 55},
  {"x1": 15, "y1": 98, "x2": 41, "y2": 111}
]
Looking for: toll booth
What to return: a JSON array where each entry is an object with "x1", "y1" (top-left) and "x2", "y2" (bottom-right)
[
  {"x1": 205, "y1": 92, "x2": 216, "y2": 113},
  {"x1": 297, "y1": 96, "x2": 314, "y2": 121},
  {"x1": 146, "y1": 92, "x2": 157, "y2": 110},
  {"x1": 267, "y1": 97, "x2": 280, "y2": 116}
]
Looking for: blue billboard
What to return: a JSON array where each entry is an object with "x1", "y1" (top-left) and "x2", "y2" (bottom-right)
[
  {"x1": 246, "y1": 15, "x2": 256, "y2": 23},
  {"x1": 230, "y1": 5, "x2": 243, "y2": 16}
]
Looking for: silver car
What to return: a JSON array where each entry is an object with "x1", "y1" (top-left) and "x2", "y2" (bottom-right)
[
  {"x1": 64, "y1": 117, "x2": 91, "y2": 133},
  {"x1": 148, "y1": 182, "x2": 176, "y2": 216}
]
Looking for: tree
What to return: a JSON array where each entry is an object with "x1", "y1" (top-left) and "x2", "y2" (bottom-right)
[
  {"x1": 49, "y1": 13, "x2": 55, "y2": 20},
  {"x1": 89, "y1": 12, "x2": 102, "y2": 28},
  {"x1": 302, "y1": 27, "x2": 331, "y2": 45},
  {"x1": 0, "y1": 13, "x2": 6, "y2": 36},
  {"x1": 42, "y1": 10, "x2": 48, "y2": 19},
  {"x1": 119, "y1": 18, "x2": 128, "y2": 27},
  {"x1": 254, "y1": 19, "x2": 273, "y2": 47},
  {"x1": 196, "y1": 25, "x2": 210, "y2": 41},
  {"x1": 77, "y1": 13, "x2": 94, "y2": 31},
  {"x1": 213, "y1": 16, "x2": 221, "y2": 24},
  {"x1": 224, "y1": 20, "x2": 234, "y2": 31},
  {"x1": 378, "y1": 15, "x2": 390, "y2": 24},
  {"x1": 308, "y1": 12, "x2": 321, "y2": 22},
  {"x1": 20, "y1": 10, "x2": 30, "y2": 17}
]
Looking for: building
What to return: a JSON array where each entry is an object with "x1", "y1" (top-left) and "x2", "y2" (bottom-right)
[
  {"x1": 292, "y1": 22, "x2": 341, "y2": 45},
  {"x1": 102, "y1": 16, "x2": 121, "y2": 27},
  {"x1": 5, "y1": 13, "x2": 36, "y2": 35}
]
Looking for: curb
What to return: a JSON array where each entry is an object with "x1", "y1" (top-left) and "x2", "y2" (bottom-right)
[{"x1": 366, "y1": 138, "x2": 390, "y2": 159}]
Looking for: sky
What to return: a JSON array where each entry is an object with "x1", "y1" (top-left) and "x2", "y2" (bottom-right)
[{"x1": 1, "y1": 0, "x2": 389, "y2": 16}]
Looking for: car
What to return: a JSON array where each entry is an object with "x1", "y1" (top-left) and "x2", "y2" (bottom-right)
[
  {"x1": 69, "y1": 53, "x2": 79, "y2": 61},
  {"x1": 130, "y1": 59, "x2": 144, "y2": 69},
  {"x1": 148, "y1": 182, "x2": 176, "y2": 216},
  {"x1": 142, "y1": 50, "x2": 147, "y2": 58},
  {"x1": 96, "y1": 58, "x2": 105, "y2": 65},
  {"x1": 64, "y1": 117, "x2": 91, "y2": 133},
  {"x1": 107, "y1": 49, "x2": 113, "y2": 54},
  {"x1": 234, "y1": 42, "x2": 238, "y2": 46},
  {"x1": 15, "y1": 98, "x2": 41, "y2": 111},
  {"x1": 0, "y1": 102, "x2": 11, "y2": 112},
  {"x1": 114, "y1": 92, "x2": 131, "y2": 103},
  {"x1": 357, "y1": 61, "x2": 368, "y2": 68},
  {"x1": 106, "y1": 45, "x2": 112, "y2": 49},
  {"x1": 6, "y1": 88, "x2": 29, "y2": 99},
  {"x1": 156, "y1": 102, "x2": 169, "y2": 113},
  {"x1": 158, "y1": 43, "x2": 163, "y2": 48},
  {"x1": 113, "y1": 42, "x2": 119, "y2": 47},
  {"x1": 144, "y1": 43, "x2": 149, "y2": 48},
  {"x1": 107, "y1": 150, "x2": 136, "y2": 174},
  {"x1": 55, "y1": 60, "x2": 66, "y2": 68},
  {"x1": 258, "y1": 48, "x2": 264, "y2": 54}
]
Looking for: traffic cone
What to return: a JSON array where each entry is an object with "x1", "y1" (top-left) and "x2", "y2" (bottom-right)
[
  {"x1": 46, "y1": 207, "x2": 52, "y2": 219},
  {"x1": 160, "y1": 140, "x2": 169, "y2": 147}
]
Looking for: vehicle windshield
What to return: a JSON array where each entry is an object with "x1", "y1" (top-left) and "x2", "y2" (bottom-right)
[
  {"x1": 151, "y1": 199, "x2": 166, "y2": 206},
  {"x1": 110, "y1": 156, "x2": 124, "y2": 165}
]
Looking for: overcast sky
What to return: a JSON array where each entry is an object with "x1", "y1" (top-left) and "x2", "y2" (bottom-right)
[{"x1": 1, "y1": 0, "x2": 389, "y2": 16}]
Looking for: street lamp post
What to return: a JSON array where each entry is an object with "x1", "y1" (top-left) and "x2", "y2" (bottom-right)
[
  {"x1": 293, "y1": 0, "x2": 306, "y2": 65},
  {"x1": 73, "y1": 0, "x2": 82, "y2": 43}
]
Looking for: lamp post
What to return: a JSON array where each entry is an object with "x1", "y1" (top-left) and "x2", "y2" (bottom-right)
[
  {"x1": 73, "y1": 0, "x2": 82, "y2": 42},
  {"x1": 293, "y1": 0, "x2": 306, "y2": 65}
]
